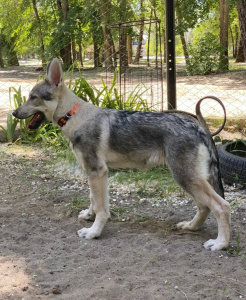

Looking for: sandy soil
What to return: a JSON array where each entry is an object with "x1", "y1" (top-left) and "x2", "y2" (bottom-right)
[{"x1": 0, "y1": 143, "x2": 246, "y2": 300}]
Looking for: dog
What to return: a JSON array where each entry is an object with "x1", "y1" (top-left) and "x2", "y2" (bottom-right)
[{"x1": 13, "y1": 58, "x2": 231, "y2": 251}]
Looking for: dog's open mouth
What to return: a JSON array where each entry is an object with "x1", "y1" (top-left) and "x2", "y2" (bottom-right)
[{"x1": 27, "y1": 112, "x2": 45, "y2": 129}]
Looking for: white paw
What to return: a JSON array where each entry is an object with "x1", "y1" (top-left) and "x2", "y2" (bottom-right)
[
  {"x1": 177, "y1": 221, "x2": 190, "y2": 229},
  {"x1": 77, "y1": 227, "x2": 100, "y2": 239},
  {"x1": 177, "y1": 221, "x2": 196, "y2": 231},
  {"x1": 78, "y1": 209, "x2": 95, "y2": 221},
  {"x1": 203, "y1": 239, "x2": 228, "y2": 251},
  {"x1": 177, "y1": 221, "x2": 200, "y2": 231}
]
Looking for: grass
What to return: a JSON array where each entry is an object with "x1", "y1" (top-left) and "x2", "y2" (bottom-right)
[
  {"x1": 227, "y1": 232, "x2": 246, "y2": 257},
  {"x1": 109, "y1": 166, "x2": 183, "y2": 202},
  {"x1": 62, "y1": 193, "x2": 90, "y2": 217}
]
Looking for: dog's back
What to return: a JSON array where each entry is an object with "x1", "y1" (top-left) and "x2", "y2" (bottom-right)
[{"x1": 72, "y1": 107, "x2": 224, "y2": 198}]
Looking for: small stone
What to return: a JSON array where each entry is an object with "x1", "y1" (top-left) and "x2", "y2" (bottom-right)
[{"x1": 52, "y1": 285, "x2": 62, "y2": 295}]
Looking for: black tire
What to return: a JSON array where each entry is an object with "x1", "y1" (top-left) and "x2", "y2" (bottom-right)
[{"x1": 218, "y1": 141, "x2": 246, "y2": 186}]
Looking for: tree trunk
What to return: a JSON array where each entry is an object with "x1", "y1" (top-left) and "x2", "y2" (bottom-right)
[
  {"x1": 93, "y1": 34, "x2": 102, "y2": 68},
  {"x1": 118, "y1": 0, "x2": 128, "y2": 68},
  {"x1": 101, "y1": 0, "x2": 113, "y2": 68},
  {"x1": 133, "y1": 18, "x2": 144, "y2": 64},
  {"x1": 57, "y1": 0, "x2": 72, "y2": 67},
  {"x1": 31, "y1": 0, "x2": 45, "y2": 65},
  {"x1": 72, "y1": 40, "x2": 76, "y2": 62},
  {"x1": 237, "y1": 0, "x2": 246, "y2": 60},
  {"x1": 235, "y1": 24, "x2": 239, "y2": 58},
  {"x1": 176, "y1": 8, "x2": 189, "y2": 65},
  {"x1": 103, "y1": 27, "x2": 113, "y2": 68},
  {"x1": 119, "y1": 27, "x2": 128, "y2": 68},
  {"x1": 147, "y1": 10, "x2": 153, "y2": 67},
  {"x1": 180, "y1": 32, "x2": 189, "y2": 65},
  {"x1": 0, "y1": 34, "x2": 4, "y2": 67},
  {"x1": 127, "y1": 34, "x2": 132, "y2": 64},
  {"x1": 235, "y1": 36, "x2": 245, "y2": 62},
  {"x1": 78, "y1": 43, "x2": 83, "y2": 67},
  {"x1": 7, "y1": 38, "x2": 19, "y2": 66},
  {"x1": 219, "y1": 0, "x2": 229, "y2": 71},
  {"x1": 108, "y1": 30, "x2": 117, "y2": 67},
  {"x1": 60, "y1": 44, "x2": 72, "y2": 67},
  {"x1": 229, "y1": 23, "x2": 235, "y2": 58}
]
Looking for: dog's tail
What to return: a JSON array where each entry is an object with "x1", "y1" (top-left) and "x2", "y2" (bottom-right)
[
  {"x1": 196, "y1": 96, "x2": 225, "y2": 198},
  {"x1": 196, "y1": 96, "x2": 226, "y2": 137},
  {"x1": 205, "y1": 136, "x2": 225, "y2": 198}
]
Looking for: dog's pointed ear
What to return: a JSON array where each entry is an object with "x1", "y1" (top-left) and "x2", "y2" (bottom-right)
[{"x1": 46, "y1": 58, "x2": 64, "y2": 87}]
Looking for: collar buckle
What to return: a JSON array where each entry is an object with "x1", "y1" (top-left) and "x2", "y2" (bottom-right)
[{"x1": 58, "y1": 103, "x2": 80, "y2": 127}]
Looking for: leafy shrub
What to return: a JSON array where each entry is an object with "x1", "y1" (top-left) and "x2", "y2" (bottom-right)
[
  {"x1": 0, "y1": 111, "x2": 19, "y2": 142},
  {"x1": 69, "y1": 68, "x2": 150, "y2": 111},
  {"x1": 0, "y1": 87, "x2": 29, "y2": 142},
  {"x1": 186, "y1": 33, "x2": 223, "y2": 75}
]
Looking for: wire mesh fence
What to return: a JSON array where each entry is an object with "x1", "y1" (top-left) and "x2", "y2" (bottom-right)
[{"x1": 0, "y1": 0, "x2": 245, "y2": 135}]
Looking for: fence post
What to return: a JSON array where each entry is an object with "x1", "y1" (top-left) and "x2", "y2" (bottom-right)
[{"x1": 165, "y1": 0, "x2": 176, "y2": 109}]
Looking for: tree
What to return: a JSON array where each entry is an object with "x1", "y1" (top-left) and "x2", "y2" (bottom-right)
[
  {"x1": 90, "y1": 9, "x2": 104, "y2": 68},
  {"x1": 101, "y1": 0, "x2": 113, "y2": 68},
  {"x1": 236, "y1": 0, "x2": 246, "y2": 61},
  {"x1": 133, "y1": 0, "x2": 145, "y2": 64},
  {"x1": 0, "y1": 33, "x2": 4, "y2": 67},
  {"x1": 236, "y1": 37, "x2": 245, "y2": 61},
  {"x1": 229, "y1": 6, "x2": 240, "y2": 58},
  {"x1": 175, "y1": 0, "x2": 214, "y2": 65},
  {"x1": 219, "y1": 0, "x2": 229, "y2": 71},
  {"x1": 31, "y1": 0, "x2": 45, "y2": 65},
  {"x1": 119, "y1": 0, "x2": 129, "y2": 68},
  {"x1": 57, "y1": 0, "x2": 72, "y2": 67}
]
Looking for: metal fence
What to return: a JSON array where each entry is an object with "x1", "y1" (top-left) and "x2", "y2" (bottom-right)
[
  {"x1": 1, "y1": 59, "x2": 246, "y2": 120},
  {"x1": 0, "y1": 15, "x2": 246, "y2": 136}
]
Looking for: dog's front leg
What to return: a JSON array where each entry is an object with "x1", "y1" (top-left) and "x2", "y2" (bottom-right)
[
  {"x1": 77, "y1": 165, "x2": 110, "y2": 239},
  {"x1": 78, "y1": 200, "x2": 95, "y2": 221}
]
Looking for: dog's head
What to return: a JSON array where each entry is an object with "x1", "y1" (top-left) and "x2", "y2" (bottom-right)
[{"x1": 13, "y1": 58, "x2": 64, "y2": 129}]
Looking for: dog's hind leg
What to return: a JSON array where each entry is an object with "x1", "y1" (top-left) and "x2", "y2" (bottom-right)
[
  {"x1": 77, "y1": 165, "x2": 110, "y2": 239},
  {"x1": 177, "y1": 179, "x2": 231, "y2": 251}
]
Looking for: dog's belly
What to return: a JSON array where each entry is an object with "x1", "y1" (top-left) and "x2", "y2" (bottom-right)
[{"x1": 106, "y1": 150, "x2": 165, "y2": 169}]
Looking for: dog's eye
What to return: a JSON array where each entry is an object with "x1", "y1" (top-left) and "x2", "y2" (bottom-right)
[{"x1": 30, "y1": 95, "x2": 37, "y2": 101}]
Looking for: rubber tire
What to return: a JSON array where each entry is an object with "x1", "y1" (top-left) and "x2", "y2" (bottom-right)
[{"x1": 218, "y1": 141, "x2": 246, "y2": 186}]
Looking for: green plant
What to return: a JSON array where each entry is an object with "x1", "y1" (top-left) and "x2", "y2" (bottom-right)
[
  {"x1": 0, "y1": 111, "x2": 19, "y2": 142},
  {"x1": 9, "y1": 86, "x2": 31, "y2": 138},
  {"x1": 186, "y1": 32, "x2": 223, "y2": 75},
  {"x1": 69, "y1": 68, "x2": 151, "y2": 111},
  {"x1": 9, "y1": 86, "x2": 26, "y2": 109},
  {"x1": 110, "y1": 207, "x2": 130, "y2": 220},
  {"x1": 0, "y1": 86, "x2": 29, "y2": 142},
  {"x1": 62, "y1": 194, "x2": 89, "y2": 217},
  {"x1": 227, "y1": 232, "x2": 242, "y2": 255},
  {"x1": 109, "y1": 166, "x2": 182, "y2": 201}
]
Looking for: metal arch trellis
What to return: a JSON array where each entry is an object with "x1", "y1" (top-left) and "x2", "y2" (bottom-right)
[{"x1": 107, "y1": 18, "x2": 164, "y2": 111}]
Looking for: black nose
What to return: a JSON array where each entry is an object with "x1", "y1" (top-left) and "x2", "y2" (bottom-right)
[{"x1": 12, "y1": 110, "x2": 17, "y2": 117}]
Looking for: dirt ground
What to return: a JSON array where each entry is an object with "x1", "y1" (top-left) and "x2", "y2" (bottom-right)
[{"x1": 0, "y1": 143, "x2": 246, "y2": 300}]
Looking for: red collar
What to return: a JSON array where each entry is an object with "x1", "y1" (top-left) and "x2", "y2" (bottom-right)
[{"x1": 58, "y1": 103, "x2": 80, "y2": 127}]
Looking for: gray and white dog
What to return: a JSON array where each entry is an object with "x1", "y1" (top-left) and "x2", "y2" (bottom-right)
[{"x1": 13, "y1": 58, "x2": 231, "y2": 251}]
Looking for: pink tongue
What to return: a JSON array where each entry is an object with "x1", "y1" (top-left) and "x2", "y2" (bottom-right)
[{"x1": 27, "y1": 112, "x2": 44, "y2": 129}]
